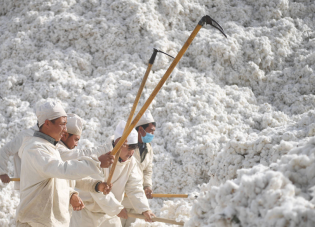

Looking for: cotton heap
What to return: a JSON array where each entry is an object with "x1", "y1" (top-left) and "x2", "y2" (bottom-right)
[
  {"x1": 36, "y1": 101, "x2": 67, "y2": 127},
  {"x1": 135, "y1": 110, "x2": 154, "y2": 128},
  {"x1": 114, "y1": 120, "x2": 138, "y2": 144},
  {"x1": 67, "y1": 113, "x2": 83, "y2": 136},
  {"x1": 1, "y1": 0, "x2": 315, "y2": 226}
]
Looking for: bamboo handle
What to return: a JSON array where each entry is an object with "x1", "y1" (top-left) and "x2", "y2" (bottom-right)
[
  {"x1": 110, "y1": 24, "x2": 203, "y2": 157},
  {"x1": 10, "y1": 178, "x2": 20, "y2": 181},
  {"x1": 151, "y1": 193, "x2": 188, "y2": 198},
  {"x1": 124, "y1": 193, "x2": 188, "y2": 198},
  {"x1": 127, "y1": 213, "x2": 184, "y2": 226},
  {"x1": 125, "y1": 63, "x2": 153, "y2": 129},
  {"x1": 107, "y1": 63, "x2": 153, "y2": 184}
]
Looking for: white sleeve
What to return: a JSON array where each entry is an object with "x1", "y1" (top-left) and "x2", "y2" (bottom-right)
[
  {"x1": 75, "y1": 177, "x2": 100, "y2": 193},
  {"x1": 91, "y1": 192, "x2": 124, "y2": 216},
  {"x1": 143, "y1": 146, "x2": 153, "y2": 188},
  {"x1": 0, "y1": 130, "x2": 31, "y2": 175},
  {"x1": 125, "y1": 164, "x2": 150, "y2": 214},
  {"x1": 26, "y1": 147, "x2": 102, "y2": 180},
  {"x1": 59, "y1": 145, "x2": 110, "y2": 161}
]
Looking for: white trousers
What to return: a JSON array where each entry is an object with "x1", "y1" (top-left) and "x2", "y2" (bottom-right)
[
  {"x1": 16, "y1": 221, "x2": 31, "y2": 227},
  {"x1": 120, "y1": 208, "x2": 138, "y2": 227},
  {"x1": 70, "y1": 208, "x2": 121, "y2": 227}
]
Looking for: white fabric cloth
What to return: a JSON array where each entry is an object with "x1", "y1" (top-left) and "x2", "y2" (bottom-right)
[
  {"x1": 36, "y1": 101, "x2": 67, "y2": 127},
  {"x1": 17, "y1": 136, "x2": 102, "y2": 227},
  {"x1": 70, "y1": 137, "x2": 150, "y2": 227},
  {"x1": 114, "y1": 120, "x2": 138, "y2": 144},
  {"x1": 135, "y1": 110, "x2": 154, "y2": 128},
  {"x1": 120, "y1": 208, "x2": 137, "y2": 227},
  {"x1": 66, "y1": 113, "x2": 83, "y2": 136},
  {"x1": 0, "y1": 124, "x2": 38, "y2": 190},
  {"x1": 122, "y1": 143, "x2": 154, "y2": 211},
  {"x1": 71, "y1": 208, "x2": 121, "y2": 227},
  {"x1": 57, "y1": 141, "x2": 110, "y2": 162},
  {"x1": 57, "y1": 141, "x2": 110, "y2": 204}
]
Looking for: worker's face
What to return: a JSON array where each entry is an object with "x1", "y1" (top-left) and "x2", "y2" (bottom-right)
[
  {"x1": 115, "y1": 138, "x2": 135, "y2": 161},
  {"x1": 46, "y1": 116, "x2": 67, "y2": 141},
  {"x1": 139, "y1": 123, "x2": 156, "y2": 137},
  {"x1": 119, "y1": 144, "x2": 135, "y2": 161},
  {"x1": 61, "y1": 133, "x2": 81, "y2": 149}
]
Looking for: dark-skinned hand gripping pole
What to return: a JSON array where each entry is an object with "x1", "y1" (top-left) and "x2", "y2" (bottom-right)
[
  {"x1": 107, "y1": 49, "x2": 174, "y2": 184},
  {"x1": 107, "y1": 15, "x2": 226, "y2": 184}
]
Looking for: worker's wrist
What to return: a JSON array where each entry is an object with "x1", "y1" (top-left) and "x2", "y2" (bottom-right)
[
  {"x1": 95, "y1": 181, "x2": 102, "y2": 193},
  {"x1": 70, "y1": 192, "x2": 78, "y2": 200}
]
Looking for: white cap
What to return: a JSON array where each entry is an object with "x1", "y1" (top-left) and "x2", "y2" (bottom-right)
[
  {"x1": 67, "y1": 114, "x2": 83, "y2": 136},
  {"x1": 36, "y1": 101, "x2": 67, "y2": 127},
  {"x1": 114, "y1": 120, "x2": 138, "y2": 144},
  {"x1": 135, "y1": 110, "x2": 155, "y2": 128}
]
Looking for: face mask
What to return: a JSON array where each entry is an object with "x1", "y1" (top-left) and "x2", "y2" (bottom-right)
[{"x1": 141, "y1": 132, "x2": 154, "y2": 143}]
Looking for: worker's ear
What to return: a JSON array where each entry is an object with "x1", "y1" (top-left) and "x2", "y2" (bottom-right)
[
  {"x1": 42, "y1": 119, "x2": 51, "y2": 128},
  {"x1": 61, "y1": 132, "x2": 69, "y2": 141},
  {"x1": 139, "y1": 126, "x2": 146, "y2": 137}
]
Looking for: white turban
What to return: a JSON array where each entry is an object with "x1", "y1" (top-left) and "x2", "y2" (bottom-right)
[
  {"x1": 114, "y1": 120, "x2": 138, "y2": 144},
  {"x1": 36, "y1": 101, "x2": 67, "y2": 127},
  {"x1": 67, "y1": 114, "x2": 83, "y2": 136},
  {"x1": 135, "y1": 110, "x2": 155, "y2": 128}
]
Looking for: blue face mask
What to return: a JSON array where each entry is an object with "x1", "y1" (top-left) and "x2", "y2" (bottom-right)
[{"x1": 141, "y1": 132, "x2": 154, "y2": 143}]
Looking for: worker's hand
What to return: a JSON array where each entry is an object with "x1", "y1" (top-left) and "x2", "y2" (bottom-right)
[
  {"x1": 97, "y1": 182, "x2": 112, "y2": 195},
  {"x1": 117, "y1": 208, "x2": 128, "y2": 219},
  {"x1": 98, "y1": 151, "x2": 115, "y2": 168},
  {"x1": 144, "y1": 186, "x2": 153, "y2": 199},
  {"x1": 0, "y1": 174, "x2": 10, "y2": 183},
  {"x1": 142, "y1": 210, "x2": 155, "y2": 222},
  {"x1": 70, "y1": 193, "x2": 85, "y2": 211}
]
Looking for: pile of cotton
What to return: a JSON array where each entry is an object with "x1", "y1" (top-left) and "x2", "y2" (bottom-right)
[
  {"x1": 187, "y1": 138, "x2": 315, "y2": 226},
  {"x1": 1, "y1": 0, "x2": 315, "y2": 226},
  {"x1": 187, "y1": 165, "x2": 315, "y2": 226}
]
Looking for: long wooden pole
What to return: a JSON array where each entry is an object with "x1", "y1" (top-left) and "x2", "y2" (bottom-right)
[
  {"x1": 107, "y1": 50, "x2": 157, "y2": 184},
  {"x1": 125, "y1": 193, "x2": 188, "y2": 198},
  {"x1": 10, "y1": 178, "x2": 20, "y2": 181},
  {"x1": 109, "y1": 16, "x2": 226, "y2": 159},
  {"x1": 127, "y1": 213, "x2": 184, "y2": 226},
  {"x1": 109, "y1": 23, "x2": 204, "y2": 159}
]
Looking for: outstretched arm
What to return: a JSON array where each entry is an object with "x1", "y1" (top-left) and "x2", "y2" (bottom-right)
[{"x1": 0, "y1": 128, "x2": 34, "y2": 182}]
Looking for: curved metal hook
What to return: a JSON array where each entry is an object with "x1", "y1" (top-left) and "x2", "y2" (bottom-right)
[
  {"x1": 198, "y1": 15, "x2": 227, "y2": 38},
  {"x1": 149, "y1": 48, "x2": 175, "y2": 64}
]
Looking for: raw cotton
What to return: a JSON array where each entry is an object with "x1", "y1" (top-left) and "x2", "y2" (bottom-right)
[{"x1": 0, "y1": 0, "x2": 315, "y2": 226}]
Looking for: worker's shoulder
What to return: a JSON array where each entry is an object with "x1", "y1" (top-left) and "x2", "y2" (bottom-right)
[
  {"x1": 17, "y1": 124, "x2": 39, "y2": 138},
  {"x1": 146, "y1": 143, "x2": 153, "y2": 152},
  {"x1": 22, "y1": 136, "x2": 55, "y2": 152}
]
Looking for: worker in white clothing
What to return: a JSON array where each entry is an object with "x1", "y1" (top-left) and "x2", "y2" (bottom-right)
[
  {"x1": 0, "y1": 114, "x2": 113, "y2": 190},
  {"x1": 121, "y1": 110, "x2": 156, "y2": 227},
  {"x1": 58, "y1": 113, "x2": 113, "y2": 211},
  {"x1": 16, "y1": 100, "x2": 113, "y2": 227},
  {"x1": 70, "y1": 120, "x2": 155, "y2": 227},
  {"x1": 0, "y1": 124, "x2": 38, "y2": 188}
]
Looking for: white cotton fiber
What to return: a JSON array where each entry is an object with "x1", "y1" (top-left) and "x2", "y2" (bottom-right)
[{"x1": 1, "y1": 0, "x2": 315, "y2": 226}]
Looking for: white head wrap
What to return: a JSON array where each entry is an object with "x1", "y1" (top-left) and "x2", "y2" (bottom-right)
[
  {"x1": 67, "y1": 114, "x2": 83, "y2": 136},
  {"x1": 135, "y1": 110, "x2": 155, "y2": 128},
  {"x1": 36, "y1": 101, "x2": 67, "y2": 127},
  {"x1": 114, "y1": 120, "x2": 138, "y2": 144}
]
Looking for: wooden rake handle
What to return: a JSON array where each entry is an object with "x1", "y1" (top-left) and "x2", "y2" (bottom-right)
[
  {"x1": 109, "y1": 22, "x2": 204, "y2": 158},
  {"x1": 10, "y1": 178, "x2": 20, "y2": 181},
  {"x1": 106, "y1": 50, "x2": 157, "y2": 185},
  {"x1": 108, "y1": 15, "x2": 227, "y2": 158},
  {"x1": 127, "y1": 213, "x2": 184, "y2": 226},
  {"x1": 125, "y1": 193, "x2": 188, "y2": 198}
]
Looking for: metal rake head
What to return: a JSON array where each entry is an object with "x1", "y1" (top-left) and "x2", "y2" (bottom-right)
[{"x1": 198, "y1": 15, "x2": 227, "y2": 38}]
